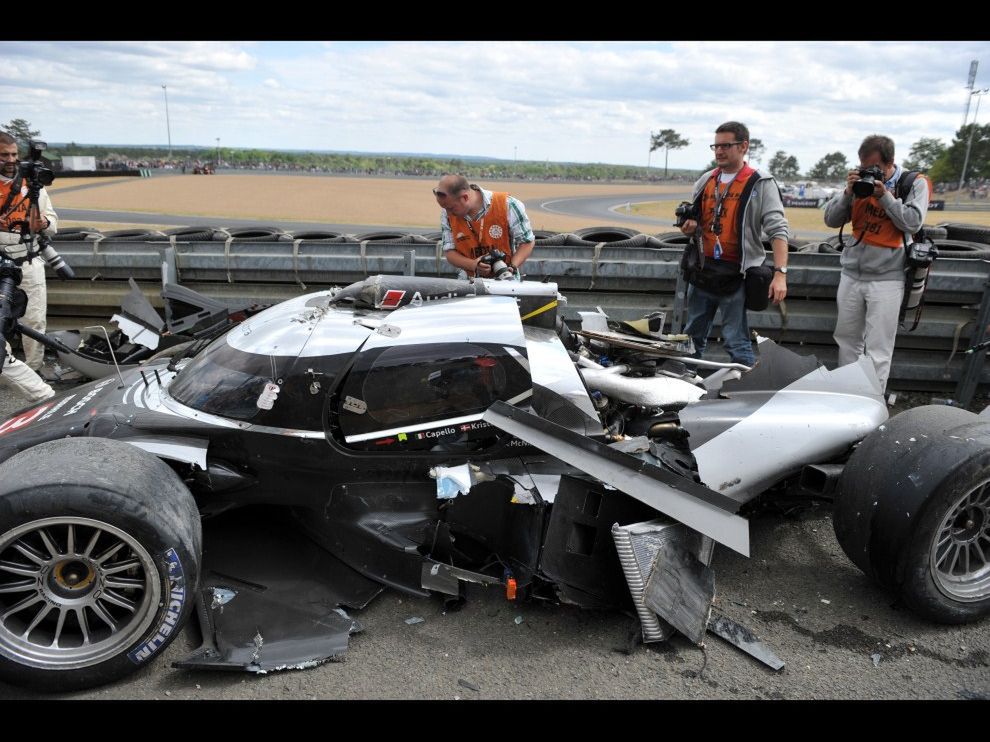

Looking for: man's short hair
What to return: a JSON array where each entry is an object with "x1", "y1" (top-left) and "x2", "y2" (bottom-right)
[
  {"x1": 715, "y1": 121, "x2": 750, "y2": 143},
  {"x1": 442, "y1": 174, "x2": 470, "y2": 196},
  {"x1": 0, "y1": 133, "x2": 17, "y2": 148},
  {"x1": 858, "y1": 135, "x2": 895, "y2": 165}
]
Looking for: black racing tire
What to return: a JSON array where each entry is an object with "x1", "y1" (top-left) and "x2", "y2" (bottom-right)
[
  {"x1": 157, "y1": 226, "x2": 223, "y2": 241},
  {"x1": 534, "y1": 233, "x2": 571, "y2": 247},
  {"x1": 286, "y1": 231, "x2": 346, "y2": 242},
  {"x1": 932, "y1": 239, "x2": 990, "y2": 259},
  {"x1": 352, "y1": 231, "x2": 413, "y2": 242},
  {"x1": 0, "y1": 438, "x2": 201, "y2": 691},
  {"x1": 100, "y1": 229, "x2": 167, "y2": 242},
  {"x1": 572, "y1": 226, "x2": 641, "y2": 242},
  {"x1": 654, "y1": 232, "x2": 690, "y2": 245},
  {"x1": 937, "y1": 222, "x2": 990, "y2": 245},
  {"x1": 923, "y1": 225, "x2": 948, "y2": 241},
  {"x1": 50, "y1": 228, "x2": 101, "y2": 242},
  {"x1": 834, "y1": 405, "x2": 990, "y2": 624},
  {"x1": 211, "y1": 227, "x2": 290, "y2": 242}
]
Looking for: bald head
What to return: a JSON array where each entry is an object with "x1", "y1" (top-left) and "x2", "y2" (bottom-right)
[{"x1": 437, "y1": 174, "x2": 469, "y2": 196}]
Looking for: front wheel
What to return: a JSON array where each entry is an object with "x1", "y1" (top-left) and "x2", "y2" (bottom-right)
[{"x1": 0, "y1": 438, "x2": 201, "y2": 690}]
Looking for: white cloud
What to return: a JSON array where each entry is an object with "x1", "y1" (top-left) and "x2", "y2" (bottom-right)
[{"x1": 0, "y1": 40, "x2": 988, "y2": 170}]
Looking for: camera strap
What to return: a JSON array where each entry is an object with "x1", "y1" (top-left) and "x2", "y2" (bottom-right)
[{"x1": 0, "y1": 174, "x2": 24, "y2": 226}]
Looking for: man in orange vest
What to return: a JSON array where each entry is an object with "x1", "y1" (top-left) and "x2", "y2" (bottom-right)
[
  {"x1": 678, "y1": 122, "x2": 790, "y2": 366},
  {"x1": 0, "y1": 133, "x2": 55, "y2": 402},
  {"x1": 435, "y1": 175, "x2": 535, "y2": 279},
  {"x1": 824, "y1": 135, "x2": 930, "y2": 391}
]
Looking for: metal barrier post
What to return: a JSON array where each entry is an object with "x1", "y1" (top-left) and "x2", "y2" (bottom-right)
[
  {"x1": 672, "y1": 266, "x2": 687, "y2": 334},
  {"x1": 954, "y1": 263, "x2": 990, "y2": 405},
  {"x1": 404, "y1": 249, "x2": 416, "y2": 276}
]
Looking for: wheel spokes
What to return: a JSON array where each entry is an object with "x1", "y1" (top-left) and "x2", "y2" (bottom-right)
[
  {"x1": 50, "y1": 607, "x2": 69, "y2": 648},
  {"x1": 99, "y1": 590, "x2": 136, "y2": 613},
  {"x1": 2, "y1": 593, "x2": 43, "y2": 620},
  {"x1": 66, "y1": 524, "x2": 76, "y2": 557},
  {"x1": 102, "y1": 558, "x2": 142, "y2": 576},
  {"x1": 0, "y1": 559, "x2": 40, "y2": 578},
  {"x1": 22, "y1": 604, "x2": 53, "y2": 638},
  {"x1": 81, "y1": 530, "x2": 101, "y2": 558},
  {"x1": 93, "y1": 542, "x2": 125, "y2": 565},
  {"x1": 90, "y1": 601, "x2": 118, "y2": 632},
  {"x1": 0, "y1": 579, "x2": 36, "y2": 594},
  {"x1": 12, "y1": 541, "x2": 47, "y2": 566},
  {"x1": 104, "y1": 576, "x2": 145, "y2": 591},
  {"x1": 74, "y1": 608, "x2": 90, "y2": 646},
  {"x1": 37, "y1": 529, "x2": 61, "y2": 559}
]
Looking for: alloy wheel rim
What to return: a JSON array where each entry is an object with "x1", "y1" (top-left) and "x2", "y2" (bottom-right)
[
  {"x1": 0, "y1": 517, "x2": 160, "y2": 669},
  {"x1": 930, "y1": 482, "x2": 990, "y2": 602}
]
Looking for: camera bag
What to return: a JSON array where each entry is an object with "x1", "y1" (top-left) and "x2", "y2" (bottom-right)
[{"x1": 744, "y1": 265, "x2": 773, "y2": 311}]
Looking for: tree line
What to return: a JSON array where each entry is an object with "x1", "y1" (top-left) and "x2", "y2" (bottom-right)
[{"x1": 3, "y1": 117, "x2": 988, "y2": 186}]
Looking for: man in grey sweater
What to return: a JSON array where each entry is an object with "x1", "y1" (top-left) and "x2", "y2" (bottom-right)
[
  {"x1": 679, "y1": 121, "x2": 790, "y2": 366},
  {"x1": 823, "y1": 134, "x2": 929, "y2": 391}
]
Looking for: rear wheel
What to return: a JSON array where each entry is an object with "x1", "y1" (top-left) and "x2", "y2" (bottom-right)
[
  {"x1": 834, "y1": 405, "x2": 990, "y2": 623},
  {"x1": 0, "y1": 438, "x2": 201, "y2": 690}
]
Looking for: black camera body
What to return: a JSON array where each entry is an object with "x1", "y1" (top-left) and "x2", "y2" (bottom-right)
[
  {"x1": 478, "y1": 248, "x2": 514, "y2": 280},
  {"x1": 18, "y1": 140, "x2": 55, "y2": 188},
  {"x1": 852, "y1": 164, "x2": 885, "y2": 199},
  {"x1": 674, "y1": 201, "x2": 700, "y2": 227}
]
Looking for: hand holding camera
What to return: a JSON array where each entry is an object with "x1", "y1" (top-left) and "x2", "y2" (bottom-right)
[
  {"x1": 674, "y1": 201, "x2": 700, "y2": 235},
  {"x1": 846, "y1": 165, "x2": 887, "y2": 199}
]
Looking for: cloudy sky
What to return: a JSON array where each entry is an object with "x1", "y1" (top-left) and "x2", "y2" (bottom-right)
[{"x1": 2, "y1": 41, "x2": 989, "y2": 171}]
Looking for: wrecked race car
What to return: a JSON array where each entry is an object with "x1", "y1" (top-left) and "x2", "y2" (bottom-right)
[{"x1": 0, "y1": 275, "x2": 987, "y2": 691}]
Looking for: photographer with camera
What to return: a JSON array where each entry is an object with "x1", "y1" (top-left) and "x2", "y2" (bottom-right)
[
  {"x1": 678, "y1": 122, "x2": 790, "y2": 367},
  {"x1": 824, "y1": 134, "x2": 930, "y2": 392},
  {"x1": 435, "y1": 174, "x2": 535, "y2": 280},
  {"x1": 0, "y1": 133, "x2": 57, "y2": 374}
]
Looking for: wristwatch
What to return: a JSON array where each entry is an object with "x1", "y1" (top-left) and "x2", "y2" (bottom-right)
[{"x1": 774, "y1": 266, "x2": 788, "y2": 274}]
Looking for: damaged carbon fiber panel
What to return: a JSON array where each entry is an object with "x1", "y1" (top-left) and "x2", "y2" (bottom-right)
[
  {"x1": 482, "y1": 401, "x2": 751, "y2": 556},
  {"x1": 175, "y1": 508, "x2": 383, "y2": 673}
]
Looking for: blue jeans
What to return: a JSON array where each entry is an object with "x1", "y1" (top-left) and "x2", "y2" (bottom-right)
[{"x1": 684, "y1": 282, "x2": 756, "y2": 366}]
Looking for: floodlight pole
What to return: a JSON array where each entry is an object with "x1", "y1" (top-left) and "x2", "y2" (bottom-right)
[
  {"x1": 162, "y1": 84, "x2": 173, "y2": 160},
  {"x1": 960, "y1": 88, "x2": 989, "y2": 191}
]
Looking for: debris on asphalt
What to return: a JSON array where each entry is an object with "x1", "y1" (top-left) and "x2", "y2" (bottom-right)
[
  {"x1": 457, "y1": 678, "x2": 480, "y2": 692},
  {"x1": 820, "y1": 599, "x2": 831, "y2": 605},
  {"x1": 405, "y1": 616, "x2": 424, "y2": 625},
  {"x1": 871, "y1": 653, "x2": 881, "y2": 667},
  {"x1": 514, "y1": 615, "x2": 524, "y2": 625}
]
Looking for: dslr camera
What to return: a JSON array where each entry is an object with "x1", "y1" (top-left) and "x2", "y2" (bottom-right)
[
  {"x1": 479, "y1": 248, "x2": 514, "y2": 280},
  {"x1": 18, "y1": 140, "x2": 55, "y2": 188},
  {"x1": 852, "y1": 164, "x2": 885, "y2": 199},
  {"x1": 674, "y1": 201, "x2": 700, "y2": 227}
]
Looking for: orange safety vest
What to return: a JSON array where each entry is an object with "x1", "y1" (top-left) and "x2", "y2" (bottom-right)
[
  {"x1": 0, "y1": 179, "x2": 30, "y2": 234},
  {"x1": 851, "y1": 173, "x2": 932, "y2": 248},
  {"x1": 450, "y1": 191, "x2": 514, "y2": 260},
  {"x1": 699, "y1": 165, "x2": 756, "y2": 263}
]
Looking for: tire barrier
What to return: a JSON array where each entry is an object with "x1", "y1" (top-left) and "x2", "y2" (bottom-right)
[
  {"x1": 352, "y1": 231, "x2": 418, "y2": 242},
  {"x1": 925, "y1": 225, "x2": 949, "y2": 241},
  {"x1": 36, "y1": 222, "x2": 990, "y2": 393},
  {"x1": 532, "y1": 229, "x2": 559, "y2": 240},
  {"x1": 151, "y1": 226, "x2": 225, "y2": 242},
  {"x1": 937, "y1": 222, "x2": 990, "y2": 245}
]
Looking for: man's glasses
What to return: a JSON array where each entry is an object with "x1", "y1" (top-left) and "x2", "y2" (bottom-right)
[{"x1": 710, "y1": 142, "x2": 745, "y2": 151}]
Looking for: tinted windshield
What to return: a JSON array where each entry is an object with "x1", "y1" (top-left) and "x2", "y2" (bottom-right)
[{"x1": 169, "y1": 339, "x2": 291, "y2": 423}]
